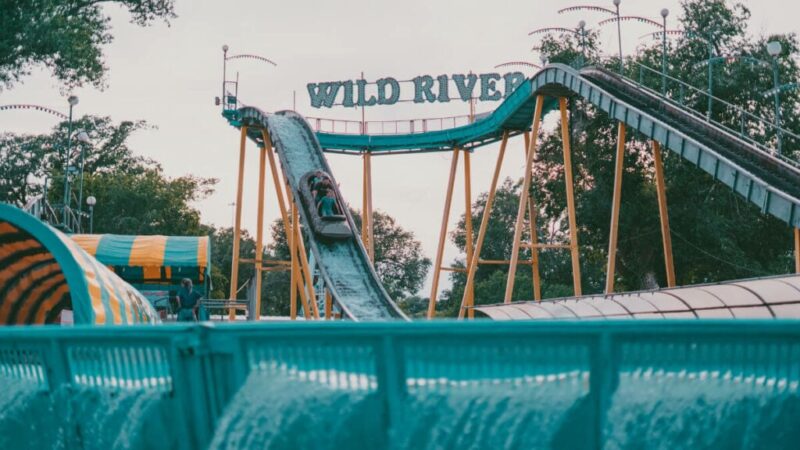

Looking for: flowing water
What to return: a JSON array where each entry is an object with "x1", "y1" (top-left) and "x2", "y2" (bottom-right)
[
  {"x1": 4, "y1": 367, "x2": 800, "y2": 449},
  {"x1": 0, "y1": 380, "x2": 175, "y2": 450}
]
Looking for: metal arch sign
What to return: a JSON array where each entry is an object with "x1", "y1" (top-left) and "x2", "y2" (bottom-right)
[{"x1": 307, "y1": 72, "x2": 526, "y2": 109}]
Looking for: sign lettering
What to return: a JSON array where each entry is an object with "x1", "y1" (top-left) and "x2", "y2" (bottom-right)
[{"x1": 307, "y1": 72, "x2": 526, "y2": 109}]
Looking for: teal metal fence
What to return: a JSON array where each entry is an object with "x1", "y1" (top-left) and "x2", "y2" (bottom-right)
[{"x1": 1, "y1": 321, "x2": 799, "y2": 449}]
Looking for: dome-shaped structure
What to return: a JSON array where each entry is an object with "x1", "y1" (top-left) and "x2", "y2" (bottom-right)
[{"x1": 0, "y1": 204, "x2": 159, "y2": 325}]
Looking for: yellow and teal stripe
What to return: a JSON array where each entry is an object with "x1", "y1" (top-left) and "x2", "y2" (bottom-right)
[{"x1": 0, "y1": 204, "x2": 159, "y2": 325}]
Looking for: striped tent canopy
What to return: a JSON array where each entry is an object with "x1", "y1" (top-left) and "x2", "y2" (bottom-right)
[
  {"x1": 0, "y1": 204, "x2": 159, "y2": 325},
  {"x1": 69, "y1": 234, "x2": 210, "y2": 286}
]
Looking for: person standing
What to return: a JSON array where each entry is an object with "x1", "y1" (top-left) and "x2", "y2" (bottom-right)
[{"x1": 176, "y1": 278, "x2": 202, "y2": 322}]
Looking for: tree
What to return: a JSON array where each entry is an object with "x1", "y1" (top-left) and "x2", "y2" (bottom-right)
[
  {"x1": 0, "y1": 0, "x2": 176, "y2": 90},
  {"x1": 1, "y1": 115, "x2": 217, "y2": 236}
]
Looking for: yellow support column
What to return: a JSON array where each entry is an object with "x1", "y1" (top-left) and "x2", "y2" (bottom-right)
[
  {"x1": 253, "y1": 144, "x2": 267, "y2": 320},
  {"x1": 523, "y1": 131, "x2": 542, "y2": 302},
  {"x1": 287, "y1": 189, "x2": 320, "y2": 320},
  {"x1": 325, "y1": 290, "x2": 332, "y2": 320},
  {"x1": 505, "y1": 95, "x2": 544, "y2": 303},
  {"x1": 795, "y1": 228, "x2": 800, "y2": 274},
  {"x1": 426, "y1": 148, "x2": 461, "y2": 319},
  {"x1": 652, "y1": 140, "x2": 676, "y2": 287},
  {"x1": 229, "y1": 126, "x2": 248, "y2": 320},
  {"x1": 559, "y1": 98, "x2": 582, "y2": 297},
  {"x1": 362, "y1": 152, "x2": 374, "y2": 261},
  {"x1": 463, "y1": 148, "x2": 474, "y2": 318},
  {"x1": 289, "y1": 202, "x2": 298, "y2": 320},
  {"x1": 605, "y1": 122, "x2": 627, "y2": 294},
  {"x1": 292, "y1": 204, "x2": 312, "y2": 319},
  {"x1": 459, "y1": 131, "x2": 509, "y2": 319},
  {"x1": 263, "y1": 130, "x2": 311, "y2": 316}
]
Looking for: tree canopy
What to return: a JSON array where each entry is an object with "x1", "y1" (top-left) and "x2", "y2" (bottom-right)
[
  {"x1": 0, "y1": 115, "x2": 216, "y2": 235},
  {"x1": 0, "y1": 0, "x2": 176, "y2": 90}
]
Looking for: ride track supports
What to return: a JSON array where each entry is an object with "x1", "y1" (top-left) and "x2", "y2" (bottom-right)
[
  {"x1": 795, "y1": 228, "x2": 800, "y2": 274},
  {"x1": 458, "y1": 131, "x2": 510, "y2": 319},
  {"x1": 426, "y1": 148, "x2": 461, "y2": 319},
  {"x1": 463, "y1": 148, "x2": 474, "y2": 318},
  {"x1": 504, "y1": 95, "x2": 545, "y2": 304},
  {"x1": 559, "y1": 97, "x2": 582, "y2": 297},
  {"x1": 652, "y1": 140, "x2": 676, "y2": 287},
  {"x1": 524, "y1": 131, "x2": 543, "y2": 302},
  {"x1": 261, "y1": 128, "x2": 318, "y2": 320},
  {"x1": 362, "y1": 152, "x2": 374, "y2": 261},
  {"x1": 325, "y1": 290, "x2": 332, "y2": 320},
  {"x1": 605, "y1": 122, "x2": 627, "y2": 294},
  {"x1": 229, "y1": 126, "x2": 248, "y2": 320},
  {"x1": 254, "y1": 142, "x2": 267, "y2": 318}
]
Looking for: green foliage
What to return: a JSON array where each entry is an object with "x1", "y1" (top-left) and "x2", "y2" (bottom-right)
[
  {"x1": 1, "y1": 115, "x2": 217, "y2": 236},
  {"x1": 0, "y1": 0, "x2": 176, "y2": 90}
]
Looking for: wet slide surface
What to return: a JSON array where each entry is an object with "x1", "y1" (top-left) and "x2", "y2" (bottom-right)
[{"x1": 236, "y1": 109, "x2": 406, "y2": 321}]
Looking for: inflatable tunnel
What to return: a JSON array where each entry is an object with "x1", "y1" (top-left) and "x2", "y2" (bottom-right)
[{"x1": 0, "y1": 204, "x2": 159, "y2": 325}]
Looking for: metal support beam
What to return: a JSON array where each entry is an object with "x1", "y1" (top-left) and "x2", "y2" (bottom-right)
[
  {"x1": 292, "y1": 204, "x2": 312, "y2": 319},
  {"x1": 427, "y1": 148, "x2": 461, "y2": 319},
  {"x1": 263, "y1": 129, "x2": 315, "y2": 320},
  {"x1": 652, "y1": 140, "x2": 676, "y2": 287},
  {"x1": 605, "y1": 122, "x2": 627, "y2": 294},
  {"x1": 559, "y1": 97, "x2": 582, "y2": 297},
  {"x1": 505, "y1": 95, "x2": 544, "y2": 304},
  {"x1": 523, "y1": 131, "x2": 542, "y2": 302},
  {"x1": 362, "y1": 152, "x2": 374, "y2": 261},
  {"x1": 459, "y1": 131, "x2": 510, "y2": 319},
  {"x1": 325, "y1": 290, "x2": 332, "y2": 320},
  {"x1": 229, "y1": 126, "x2": 248, "y2": 319},
  {"x1": 253, "y1": 145, "x2": 267, "y2": 319},
  {"x1": 463, "y1": 148, "x2": 474, "y2": 318},
  {"x1": 289, "y1": 202, "x2": 298, "y2": 320},
  {"x1": 795, "y1": 228, "x2": 800, "y2": 274}
]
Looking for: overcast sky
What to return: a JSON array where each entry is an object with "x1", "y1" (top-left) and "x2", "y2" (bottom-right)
[{"x1": 2, "y1": 0, "x2": 796, "y2": 297}]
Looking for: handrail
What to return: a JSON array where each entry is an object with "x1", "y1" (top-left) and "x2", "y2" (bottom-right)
[{"x1": 629, "y1": 61, "x2": 799, "y2": 163}]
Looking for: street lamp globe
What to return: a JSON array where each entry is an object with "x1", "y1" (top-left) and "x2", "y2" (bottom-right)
[
  {"x1": 222, "y1": 44, "x2": 229, "y2": 53},
  {"x1": 767, "y1": 41, "x2": 782, "y2": 57},
  {"x1": 76, "y1": 130, "x2": 91, "y2": 144},
  {"x1": 579, "y1": 20, "x2": 586, "y2": 29},
  {"x1": 613, "y1": 0, "x2": 620, "y2": 6},
  {"x1": 661, "y1": 8, "x2": 669, "y2": 18},
  {"x1": 86, "y1": 196, "x2": 96, "y2": 207},
  {"x1": 68, "y1": 95, "x2": 79, "y2": 106}
]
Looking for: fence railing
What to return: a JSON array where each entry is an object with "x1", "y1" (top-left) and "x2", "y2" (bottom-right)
[
  {"x1": 628, "y1": 61, "x2": 800, "y2": 164},
  {"x1": 0, "y1": 320, "x2": 798, "y2": 449}
]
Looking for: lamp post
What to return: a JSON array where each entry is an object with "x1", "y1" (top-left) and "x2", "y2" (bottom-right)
[
  {"x1": 660, "y1": 8, "x2": 669, "y2": 95},
  {"x1": 222, "y1": 44, "x2": 229, "y2": 108},
  {"x1": 86, "y1": 196, "x2": 96, "y2": 234},
  {"x1": 529, "y1": 25, "x2": 590, "y2": 68},
  {"x1": 220, "y1": 46, "x2": 277, "y2": 110},
  {"x1": 558, "y1": 4, "x2": 619, "y2": 71},
  {"x1": 62, "y1": 95, "x2": 79, "y2": 227},
  {"x1": 578, "y1": 20, "x2": 587, "y2": 67},
  {"x1": 614, "y1": 0, "x2": 623, "y2": 74},
  {"x1": 767, "y1": 40, "x2": 783, "y2": 154},
  {"x1": 75, "y1": 130, "x2": 91, "y2": 224}
]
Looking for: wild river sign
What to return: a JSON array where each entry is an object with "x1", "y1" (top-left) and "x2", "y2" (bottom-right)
[{"x1": 307, "y1": 72, "x2": 527, "y2": 108}]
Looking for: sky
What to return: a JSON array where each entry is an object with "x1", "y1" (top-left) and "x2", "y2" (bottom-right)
[{"x1": 2, "y1": 0, "x2": 797, "y2": 298}]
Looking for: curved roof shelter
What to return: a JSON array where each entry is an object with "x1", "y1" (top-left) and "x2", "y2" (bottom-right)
[
  {"x1": 70, "y1": 234, "x2": 210, "y2": 286},
  {"x1": 474, "y1": 274, "x2": 800, "y2": 320},
  {"x1": 0, "y1": 204, "x2": 159, "y2": 325}
]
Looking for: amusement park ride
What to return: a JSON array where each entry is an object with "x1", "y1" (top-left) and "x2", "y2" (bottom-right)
[{"x1": 4, "y1": 5, "x2": 800, "y2": 447}]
